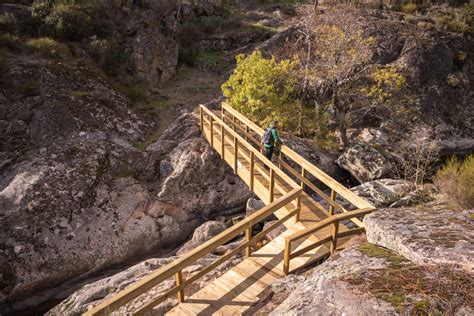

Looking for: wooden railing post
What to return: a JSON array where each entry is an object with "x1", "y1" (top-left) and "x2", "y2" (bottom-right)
[
  {"x1": 295, "y1": 195, "x2": 301, "y2": 223},
  {"x1": 199, "y1": 107, "x2": 204, "y2": 132},
  {"x1": 175, "y1": 271, "x2": 184, "y2": 303},
  {"x1": 233, "y1": 137, "x2": 238, "y2": 174},
  {"x1": 269, "y1": 169, "x2": 275, "y2": 203},
  {"x1": 283, "y1": 239, "x2": 291, "y2": 275},
  {"x1": 330, "y1": 221, "x2": 339, "y2": 255},
  {"x1": 221, "y1": 123, "x2": 225, "y2": 159},
  {"x1": 245, "y1": 125, "x2": 249, "y2": 142},
  {"x1": 300, "y1": 166, "x2": 305, "y2": 189},
  {"x1": 329, "y1": 190, "x2": 336, "y2": 215},
  {"x1": 249, "y1": 151, "x2": 255, "y2": 192},
  {"x1": 232, "y1": 115, "x2": 236, "y2": 131},
  {"x1": 210, "y1": 117, "x2": 214, "y2": 147},
  {"x1": 245, "y1": 225, "x2": 252, "y2": 257}
]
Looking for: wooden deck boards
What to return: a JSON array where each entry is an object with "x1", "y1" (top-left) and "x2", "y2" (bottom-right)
[{"x1": 166, "y1": 121, "x2": 349, "y2": 315}]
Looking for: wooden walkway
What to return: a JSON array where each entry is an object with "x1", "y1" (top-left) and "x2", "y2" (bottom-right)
[{"x1": 84, "y1": 104, "x2": 374, "y2": 316}]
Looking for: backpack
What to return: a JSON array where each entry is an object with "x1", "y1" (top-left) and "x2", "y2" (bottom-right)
[{"x1": 261, "y1": 127, "x2": 274, "y2": 145}]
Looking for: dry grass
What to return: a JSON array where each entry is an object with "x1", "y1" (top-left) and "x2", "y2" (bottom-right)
[
  {"x1": 26, "y1": 37, "x2": 70, "y2": 58},
  {"x1": 434, "y1": 155, "x2": 474, "y2": 210},
  {"x1": 346, "y1": 243, "x2": 474, "y2": 314}
]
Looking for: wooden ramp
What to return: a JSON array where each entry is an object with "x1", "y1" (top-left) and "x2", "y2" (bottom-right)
[{"x1": 83, "y1": 104, "x2": 374, "y2": 316}]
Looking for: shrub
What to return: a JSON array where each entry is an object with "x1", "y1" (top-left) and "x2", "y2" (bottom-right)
[
  {"x1": 26, "y1": 37, "x2": 70, "y2": 58},
  {"x1": 201, "y1": 16, "x2": 223, "y2": 34},
  {"x1": 102, "y1": 41, "x2": 123, "y2": 73},
  {"x1": 221, "y1": 50, "x2": 299, "y2": 129},
  {"x1": 128, "y1": 83, "x2": 148, "y2": 103},
  {"x1": 447, "y1": 20, "x2": 469, "y2": 33},
  {"x1": 0, "y1": 13, "x2": 16, "y2": 33},
  {"x1": 0, "y1": 51, "x2": 8, "y2": 78},
  {"x1": 434, "y1": 155, "x2": 474, "y2": 210},
  {"x1": 0, "y1": 33, "x2": 21, "y2": 50},
  {"x1": 402, "y1": 3, "x2": 418, "y2": 14},
  {"x1": 43, "y1": 4, "x2": 92, "y2": 41}
]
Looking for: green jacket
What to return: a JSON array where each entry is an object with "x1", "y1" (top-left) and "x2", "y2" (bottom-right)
[{"x1": 264, "y1": 127, "x2": 283, "y2": 148}]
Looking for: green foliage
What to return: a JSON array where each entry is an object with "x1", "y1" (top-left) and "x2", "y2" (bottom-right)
[
  {"x1": 42, "y1": 4, "x2": 92, "y2": 41},
  {"x1": 0, "y1": 51, "x2": 8, "y2": 78},
  {"x1": 434, "y1": 155, "x2": 474, "y2": 210},
  {"x1": 402, "y1": 3, "x2": 418, "y2": 14},
  {"x1": 26, "y1": 37, "x2": 70, "y2": 58},
  {"x1": 221, "y1": 50, "x2": 299, "y2": 129},
  {"x1": 102, "y1": 40, "x2": 123, "y2": 74},
  {"x1": 0, "y1": 12, "x2": 16, "y2": 33},
  {"x1": 128, "y1": 83, "x2": 148, "y2": 103},
  {"x1": 20, "y1": 79, "x2": 40, "y2": 97},
  {"x1": 0, "y1": 33, "x2": 21, "y2": 50},
  {"x1": 364, "y1": 66, "x2": 406, "y2": 103},
  {"x1": 195, "y1": 51, "x2": 225, "y2": 71}
]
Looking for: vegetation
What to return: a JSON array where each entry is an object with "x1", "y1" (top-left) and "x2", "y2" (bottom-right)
[
  {"x1": 222, "y1": 50, "x2": 300, "y2": 130},
  {"x1": 127, "y1": 83, "x2": 148, "y2": 103},
  {"x1": 0, "y1": 33, "x2": 21, "y2": 50},
  {"x1": 26, "y1": 37, "x2": 70, "y2": 58},
  {"x1": 434, "y1": 155, "x2": 474, "y2": 210},
  {"x1": 349, "y1": 243, "x2": 474, "y2": 314},
  {"x1": 0, "y1": 12, "x2": 16, "y2": 33},
  {"x1": 402, "y1": 3, "x2": 418, "y2": 14}
]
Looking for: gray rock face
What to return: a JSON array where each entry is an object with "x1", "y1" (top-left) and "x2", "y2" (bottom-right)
[
  {"x1": 337, "y1": 143, "x2": 394, "y2": 183},
  {"x1": 246, "y1": 198, "x2": 265, "y2": 216},
  {"x1": 48, "y1": 253, "x2": 244, "y2": 315},
  {"x1": 177, "y1": 221, "x2": 228, "y2": 255},
  {"x1": 0, "y1": 57, "x2": 251, "y2": 312},
  {"x1": 270, "y1": 242, "x2": 397, "y2": 316},
  {"x1": 126, "y1": 11, "x2": 178, "y2": 83},
  {"x1": 346, "y1": 179, "x2": 413, "y2": 208},
  {"x1": 364, "y1": 206, "x2": 474, "y2": 273}
]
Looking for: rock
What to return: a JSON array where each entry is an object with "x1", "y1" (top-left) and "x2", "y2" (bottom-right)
[
  {"x1": 282, "y1": 134, "x2": 348, "y2": 185},
  {"x1": 49, "y1": 253, "x2": 244, "y2": 315},
  {"x1": 271, "y1": 238, "x2": 474, "y2": 315},
  {"x1": 337, "y1": 143, "x2": 394, "y2": 183},
  {"x1": 343, "y1": 179, "x2": 413, "y2": 208},
  {"x1": 364, "y1": 207, "x2": 474, "y2": 273},
  {"x1": 0, "y1": 62, "x2": 251, "y2": 313},
  {"x1": 262, "y1": 220, "x2": 286, "y2": 240},
  {"x1": 270, "y1": 241, "x2": 397, "y2": 316},
  {"x1": 126, "y1": 11, "x2": 178, "y2": 83},
  {"x1": 177, "y1": 221, "x2": 228, "y2": 255},
  {"x1": 246, "y1": 198, "x2": 265, "y2": 216},
  {"x1": 271, "y1": 274, "x2": 305, "y2": 294}
]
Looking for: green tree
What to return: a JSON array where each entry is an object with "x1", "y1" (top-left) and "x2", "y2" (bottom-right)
[{"x1": 221, "y1": 50, "x2": 300, "y2": 130}]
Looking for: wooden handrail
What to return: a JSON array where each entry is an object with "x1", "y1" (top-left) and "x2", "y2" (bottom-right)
[
  {"x1": 201, "y1": 105, "x2": 300, "y2": 191},
  {"x1": 221, "y1": 104, "x2": 375, "y2": 211},
  {"x1": 282, "y1": 207, "x2": 374, "y2": 275},
  {"x1": 84, "y1": 188, "x2": 302, "y2": 316},
  {"x1": 286, "y1": 207, "x2": 374, "y2": 243}
]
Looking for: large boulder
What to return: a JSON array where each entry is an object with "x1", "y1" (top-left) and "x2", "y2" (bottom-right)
[
  {"x1": 246, "y1": 198, "x2": 265, "y2": 216},
  {"x1": 364, "y1": 205, "x2": 474, "y2": 273},
  {"x1": 0, "y1": 57, "x2": 251, "y2": 313},
  {"x1": 48, "y1": 253, "x2": 244, "y2": 315},
  {"x1": 271, "y1": 239, "x2": 473, "y2": 315},
  {"x1": 337, "y1": 143, "x2": 394, "y2": 183},
  {"x1": 345, "y1": 178, "x2": 413, "y2": 208},
  {"x1": 177, "y1": 221, "x2": 228, "y2": 255}
]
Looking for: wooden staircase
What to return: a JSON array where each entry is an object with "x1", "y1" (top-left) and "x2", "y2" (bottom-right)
[{"x1": 83, "y1": 104, "x2": 375, "y2": 316}]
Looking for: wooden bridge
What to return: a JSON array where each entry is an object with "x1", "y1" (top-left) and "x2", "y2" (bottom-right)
[{"x1": 84, "y1": 104, "x2": 375, "y2": 316}]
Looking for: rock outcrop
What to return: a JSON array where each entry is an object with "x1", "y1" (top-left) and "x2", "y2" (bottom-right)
[
  {"x1": 364, "y1": 204, "x2": 474, "y2": 273},
  {"x1": 48, "y1": 253, "x2": 244, "y2": 315},
  {"x1": 0, "y1": 57, "x2": 251, "y2": 313},
  {"x1": 337, "y1": 143, "x2": 394, "y2": 183},
  {"x1": 177, "y1": 220, "x2": 228, "y2": 255},
  {"x1": 270, "y1": 239, "x2": 473, "y2": 315},
  {"x1": 345, "y1": 178, "x2": 413, "y2": 208}
]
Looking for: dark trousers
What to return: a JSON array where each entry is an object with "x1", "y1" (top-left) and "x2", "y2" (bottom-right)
[{"x1": 265, "y1": 146, "x2": 274, "y2": 161}]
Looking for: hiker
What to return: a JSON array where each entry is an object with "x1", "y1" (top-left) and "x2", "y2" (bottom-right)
[{"x1": 262, "y1": 121, "x2": 283, "y2": 161}]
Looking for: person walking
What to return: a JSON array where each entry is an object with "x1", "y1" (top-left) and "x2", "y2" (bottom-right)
[{"x1": 262, "y1": 121, "x2": 283, "y2": 162}]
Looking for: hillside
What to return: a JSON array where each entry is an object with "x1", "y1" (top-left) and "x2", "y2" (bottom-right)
[{"x1": 0, "y1": 0, "x2": 473, "y2": 315}]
